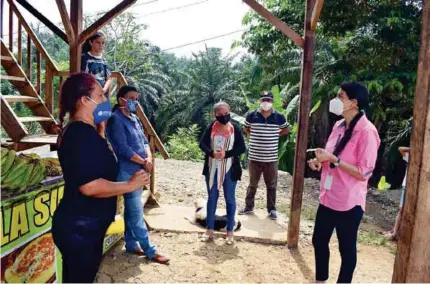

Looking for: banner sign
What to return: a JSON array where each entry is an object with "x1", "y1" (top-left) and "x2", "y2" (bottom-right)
[{"x1": 1, "y1": 179, "x2": 122, "y2": 283}]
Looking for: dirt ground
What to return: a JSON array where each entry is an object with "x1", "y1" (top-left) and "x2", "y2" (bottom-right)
[{"x1": 96, "y1": 158, "x2": 399, "y2": 283}]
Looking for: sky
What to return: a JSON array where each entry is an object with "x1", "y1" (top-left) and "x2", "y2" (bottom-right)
[{"x1": 4, "y1": 0, "x2": 251, "y2": 58}]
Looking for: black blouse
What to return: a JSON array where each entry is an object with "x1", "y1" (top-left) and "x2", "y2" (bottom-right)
[{"x1": 54, "y1": 121, "x2": 119, "y2": 224}]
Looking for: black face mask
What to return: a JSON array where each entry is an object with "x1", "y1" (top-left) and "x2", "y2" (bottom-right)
[{"x1": 215, "y1": 114, "x2": 231, "y2": 125}]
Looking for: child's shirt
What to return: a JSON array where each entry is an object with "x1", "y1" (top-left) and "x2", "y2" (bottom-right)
[{"x1": 81, "y1": 52, "x2": 111, "y2": 88}]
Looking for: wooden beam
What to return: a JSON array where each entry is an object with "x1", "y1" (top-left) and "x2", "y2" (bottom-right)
[
  {"x1": 36, "y1": 50, "x2": 41, "y2": 93},
  {"x1": 1, "y1": 95, "x2": 28, "y2": 141},
  {"x1": 287, "y1": 0, "x2": 317, "y2": 249},
  {"x1": 56, "y1": 0, "x2": 75, "y2": 44},
  {"x1": 45, "y1": 67, "x2": 54, "y2": 114},
  {"x1": 1, "y1": 0, "x2": 4, "y2": 39},
  {"x1": 311, "y1": 0, "x2": 324, "y2": 31},
  {"x1": 243, "y1": 0, "x2": 304, "y2": 48},
  {"x1": 9, "y1": 1, "x2": 59, "y2": 70},
  {"x1": 0, "y1": 75, "x2": 25, "y2": 81},
  {"x1": 69, "y1": 0, "x2": 82, "y2": 73},
  {"x1": 15, "y1": 0, "x2": 68, "y2": 44},
  {"x1": 9, "y1": 3, "x2": 13, "y2": 51},
  {"x1": 17, "y1": 22, "x2": 22, "y2": 65},
  {"x1": 78, "y1": 0, "x2": 137, "y2": 45},
  {"x1": 26, "y1": 35, "x2": 31, "y2": 80},
  {"x1": 392, "y1": 0, "x2": 430, "y2": 282},
  {"x1": 3, "y1": 95, "x2": 40, "y2": 103},
  {"x1": 150, "y1": 137, "x2": 156, "y2": 194}
]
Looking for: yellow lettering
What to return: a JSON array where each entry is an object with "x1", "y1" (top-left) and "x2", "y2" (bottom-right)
[
  {"x1": 34, "y1": 193, "x2": 50, "y2": 226},
  {"x1": 0, "y1": 208, "x2": 10, "y2": 245},
  {"x1": 10, "y1": 203, "x2": 29, "y2": 241},
  {"x1": 50, "y1": 188, "x2": 58, "y2": 216}
]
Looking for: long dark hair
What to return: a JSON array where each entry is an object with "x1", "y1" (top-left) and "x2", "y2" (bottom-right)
[
  {"x1": 82, "y1": 31, "x2": 105, "y2": 53},
  {"x1": 58, "y1": 72, "x2": 97, "y2": 127},
  {"x1": 112, "y1": 85, "x2": 138, "y2": 112},
  {"x1": 330, "y1": 82, "x2": 369, "y2": 168}
]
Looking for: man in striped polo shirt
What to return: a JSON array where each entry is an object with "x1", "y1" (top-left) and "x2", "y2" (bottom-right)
[{"x1": 239, "y1": 91, "x2": 290, "y2": 220}]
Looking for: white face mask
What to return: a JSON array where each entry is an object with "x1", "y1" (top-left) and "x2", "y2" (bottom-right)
[
  {"x1": 261, "y1": 101, "x2": 273, "y2": 111},
  {"x1": 329, "y1": 97, "x2": 344, "y2": 116}
]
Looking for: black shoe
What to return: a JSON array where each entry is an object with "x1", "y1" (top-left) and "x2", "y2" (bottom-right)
[{"x1": 238, "y1": 208, "x2": 254, "y2": 215}]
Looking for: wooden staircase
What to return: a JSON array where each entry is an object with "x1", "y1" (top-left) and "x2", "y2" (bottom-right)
[
  {"x1": 1, "y1": 0, "x2": 60, "y2": 150},
  {"x1": 1, "y1": 40, "x2": 57, "y2": 140}
]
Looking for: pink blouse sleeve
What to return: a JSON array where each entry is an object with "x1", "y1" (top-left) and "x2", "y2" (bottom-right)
[{"x1": 356, "y1": 128, "x2": 380, "y2": 180}]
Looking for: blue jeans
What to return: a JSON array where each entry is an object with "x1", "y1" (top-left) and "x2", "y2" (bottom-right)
[
  {"x1": 117, "y1": 171, "x2": 157, "y2": 259},
  {"x1": 205, "y1": 170, "x2": 237, "y2": 232}
]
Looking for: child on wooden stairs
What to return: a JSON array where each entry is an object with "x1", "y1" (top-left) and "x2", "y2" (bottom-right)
[{"x1": 81, "y1": 31, "x2": 113, "y2": 138}]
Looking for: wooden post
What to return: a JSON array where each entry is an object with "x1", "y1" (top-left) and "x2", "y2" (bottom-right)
[
  {"x1": 1, "y1": 0, "x2": 4, "y2": 39},
  {"x1": 36, "y1": 50, "x2": 41, "y2": 93},
  {"x1": 150, "y1": 137, "x2": 156, "y2": 194},
  {"x1": 392, "y1": 0, "x2": 430, "y2": 281},
  {"x1": 45, "y1": 67, "x2": 53, "y2": 114},
  {"x1": 9, "y1": 4, "x2": 13, "y2": 51},
  {"x1": 26, "y1": 35, "x2": 31, "y2": 80},
  {"x1": 287, "y1": 0, "x2": 316, "y2": 249},
  {"x1": 69, "y1": 0, "x2": 82, "y2": 73},
  {"x1": 56, "y1": 0, "x2": 75, "y2": 44},
  {"x1": 17, "y1": 22, "x2": 22, "y2": 65}
]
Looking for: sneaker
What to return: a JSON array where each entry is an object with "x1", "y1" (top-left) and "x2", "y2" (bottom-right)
[
  {"x1": 268, "y1": 210, "x2": 278, "y2": 220},
  {"x1": 238, "y1": 208, "x2": 254, "y2": 215}
]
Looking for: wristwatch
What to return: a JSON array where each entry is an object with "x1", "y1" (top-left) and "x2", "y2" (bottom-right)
[{"x1": 333, "y1": 157, "x2": 341, "y2": 167}]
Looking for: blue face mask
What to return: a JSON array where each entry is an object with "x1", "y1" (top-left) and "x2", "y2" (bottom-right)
[
  {"x1": 127, "y1": 100, "x2": 138, "y2": 113},
  {"x1": 121, "y1": 98, "x2": 138, "y2": 113},
  {"x1": 87, "y1": 96, "x2": 112, "y2": 125}
]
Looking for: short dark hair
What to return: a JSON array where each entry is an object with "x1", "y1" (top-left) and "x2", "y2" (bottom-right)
[{"x1": 112, "y1": 85, "x2": 138, "y2": 112}]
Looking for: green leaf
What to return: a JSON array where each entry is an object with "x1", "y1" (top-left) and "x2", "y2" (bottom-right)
[{"x1": 309, "y1": 100, "x2": 321, "y2": 116}]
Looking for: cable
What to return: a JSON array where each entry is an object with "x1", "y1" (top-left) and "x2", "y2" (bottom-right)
[
  {"x1": 2, "y1": 0, "x2": 158, "y2": 37},
  {"x1": 162, "y1": 29, "x2": 244, "y2": 52},
  {"x1": 141, "y1": 0, "x2": 208, "y2": 17}
]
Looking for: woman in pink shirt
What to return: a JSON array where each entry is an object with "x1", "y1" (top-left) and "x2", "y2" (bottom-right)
[{"x1": 308, "y1": 82, "x2": 380, "y2": 283}]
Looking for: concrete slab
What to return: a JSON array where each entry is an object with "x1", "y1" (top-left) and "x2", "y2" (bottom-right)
[{"x1": 144, "y1": 204, "x2": 288, "y2": 245}]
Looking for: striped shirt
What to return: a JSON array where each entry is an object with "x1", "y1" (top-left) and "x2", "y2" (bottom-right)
[{"x1": 244, "y1": 109, "x2": 289, "y2": 162}]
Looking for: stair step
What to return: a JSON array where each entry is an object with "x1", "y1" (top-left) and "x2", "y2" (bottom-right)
[
  {"x1": 10, "y1": 134, "x2": 58, "y2": 145},
  {"x1": 0, "y1": 75, "x2": 26, "y2": 82},
  {"x1": 19, "y1": 116, "x2": 54, "y2": 123},
  {"x1": 3, "y1": 95, "x2": 40, "y2": 103},
  {"x1": 1, "y1": 55, "x2": 13, "y2": 61}
]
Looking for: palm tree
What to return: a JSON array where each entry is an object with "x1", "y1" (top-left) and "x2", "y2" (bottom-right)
[{"x1": 156, "y1": 47, "x2": 246, "y2": 138}]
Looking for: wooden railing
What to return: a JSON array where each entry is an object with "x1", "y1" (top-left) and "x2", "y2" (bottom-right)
[{"x1": 4, "y1": 0, "x2": 60, "y2": 116}]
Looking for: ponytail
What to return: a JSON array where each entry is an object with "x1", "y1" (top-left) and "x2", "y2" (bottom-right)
[{"x1": 330, "y1": 112, "x2": 364, "y2": 168}]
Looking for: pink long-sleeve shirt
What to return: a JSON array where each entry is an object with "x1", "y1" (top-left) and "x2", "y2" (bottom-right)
[{"x1": 320, "y1": 115, "x2": 380, "y2": 211}]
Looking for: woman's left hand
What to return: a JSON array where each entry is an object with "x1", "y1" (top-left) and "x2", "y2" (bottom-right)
[{"x1": 315, "y1": 148, "x2": 337, "y2": 163}]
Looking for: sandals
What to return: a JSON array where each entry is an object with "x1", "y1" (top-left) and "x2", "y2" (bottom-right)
[
  {"x1": 200, "y1": 234, "x2": 214, "y2": 242},
  {"x1": 226, "y1": 235, "x2": 234, "y2": 245}
]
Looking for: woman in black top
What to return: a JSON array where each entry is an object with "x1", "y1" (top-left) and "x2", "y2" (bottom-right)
[
  {"x1": 52, "y1": 73, "x2": 149, "y2": 283},
  {"x1": 199, "y1": 101, "x2": 246, "y2": 244}
]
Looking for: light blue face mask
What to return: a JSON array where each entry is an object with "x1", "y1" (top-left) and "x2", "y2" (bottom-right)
[
  {"x1": 121, "y1": 98, "x2": 138, "y2": 113},
  {"x1": 87, "y1": 96, "x2": 112, "y2": 124}
]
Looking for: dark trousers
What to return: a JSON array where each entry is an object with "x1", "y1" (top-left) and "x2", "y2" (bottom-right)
[
  {"x1": 52, "y1": 215, "x2": 108, "y2": 283},
  {"x1": 245, "y1": 160, "x2": 278, "y2": 212},
  {"x1": 312, "y1": 204, "x2": 364, "y2": 283}
]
